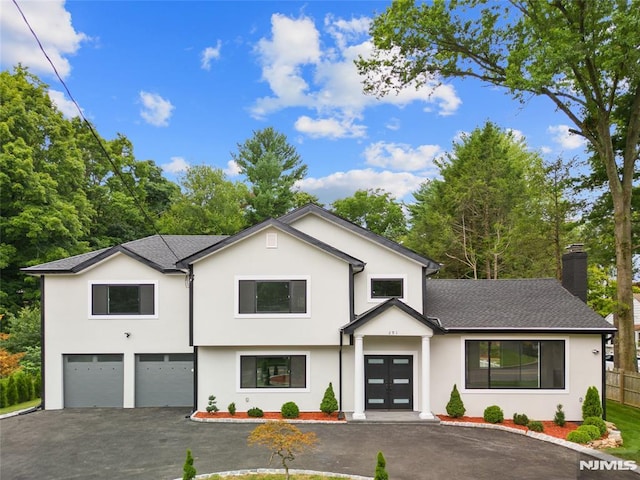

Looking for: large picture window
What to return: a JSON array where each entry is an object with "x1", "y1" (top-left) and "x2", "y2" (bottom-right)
[
  {"x1": 91, "y1": 283, "x2": 155, "y2": 315},
  {"x1": 465, "y1": 340, "x2": 565, "y2": 389},
  {"x1": 240, "y1": 355, "x2": 306, "y2": 389},
  {"x1": 238, "y1": 279, "x2": 307, "y2": 314}
]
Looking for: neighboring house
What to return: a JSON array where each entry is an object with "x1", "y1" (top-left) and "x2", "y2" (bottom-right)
[
  {"x1": 604, "y1": 293, "x2": 640, "y2": 369},
  {"x1": 23, "y1": 205, "x2": 614, "y2": 420}
]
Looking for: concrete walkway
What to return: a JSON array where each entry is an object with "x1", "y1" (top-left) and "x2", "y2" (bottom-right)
[{"x1": 1, "y1": 408, "x2": 637, "y2": 480}]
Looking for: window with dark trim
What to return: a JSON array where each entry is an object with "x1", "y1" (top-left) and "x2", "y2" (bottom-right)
[
  {"x1": 92, "y1": 284, "x2": 155, "y2": 315},
  {"x1": 371, "y1": 278, "x2": 404, "y2": 298},
  {"x1": 240, "y1": 355, "x2": 306, "y2": 388},
  {"x1": 465, "y1": 340, "x2": 565, "y2": 389},
  {"x1": 239, "y1": 280, "x2": 306, "y2": 314}
]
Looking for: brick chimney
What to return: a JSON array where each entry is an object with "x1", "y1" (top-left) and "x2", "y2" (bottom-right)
[{"x1": 561, "y1": 243, "x2": 587, "y2": 302}]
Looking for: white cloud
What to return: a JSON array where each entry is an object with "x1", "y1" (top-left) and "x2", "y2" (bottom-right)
[
  {"x1": 48, "y1": 89, "x2": 80, "y2": 118},
  {"x1": 201, "y1": 41, "x2": 222, "y2": 70},
  {"x1": 139, "y1": 91, "x2": 174, "y2": 127},
  {"x1": 297, "y1": 168, "x2": 431, "y2": 205},
  {"x1": 548, "y1": 124, "x2": 587, "y2": 150},
  {"x1": 250, "y1": 13, "x2": 462, "y2": 126},
  {"x1": 385, "y1": 118, "x2": 401, "y2": 131},
  {"x1": 294, "y1": 115, "x2": 366, "y2": 139},
  {"x1": 0, "y1": 0, "x2": 88, "y2": 79},
  {"x1": 224, "y1": 160, "x2": 241, "y2": 177},
  {"x1": 364, "y1": 142, "x2": 441, "y2": 172},
  {"x1": 162, "y1": 156, "x2": 189, "y2": 174}
]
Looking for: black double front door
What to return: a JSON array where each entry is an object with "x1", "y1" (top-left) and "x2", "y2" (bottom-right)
[{"x1": 365, "y1": 355, "x2": 413, "y2": 410}]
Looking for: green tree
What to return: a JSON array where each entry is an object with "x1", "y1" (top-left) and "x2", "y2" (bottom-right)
[
  {"x1": 158, "y1": 165, "x2": 248, "y2": 235},
  {"x1": 182, "y1": 449, "x2": 196, "y2": 480},
  {"x1": 291, "y1": 190, "x2": 323, "y2": 209},
  {"x1": 358, "y1": 0, "x2": 639, "y2": 370},
  {"x1": 331, "y1": 189, "x2": 407, "y2": 241},
  {"x1": 232, "y1": 127, "x2": 307, "y2": 224},
  {"x1": 582, "y1": 386, "x2": 603, "y2": 419},
  {"x1": 407, "y1": 122, "x2": 557, "y2": 279},
  {"x1": 374, "y1": 451, "x2": 389, "y2": 480},
  {"x1": 0, "y1": 66, "x2": 91, "y2": 313},
  {"x1": 320, "y1": 382, "x2": 339, "y2": 416}
]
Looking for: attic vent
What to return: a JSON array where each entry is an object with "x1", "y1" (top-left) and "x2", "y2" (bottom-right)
[{"x1": 266, "y1": 232, "x2": 278, "y2": 249}]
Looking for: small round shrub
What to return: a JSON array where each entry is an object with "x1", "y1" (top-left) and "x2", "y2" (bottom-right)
[
  {"x1": 281, "y1": 401, "x2": 300, "y2": 419},
  {"x1": 513, "y1": 413, "x2": 529, "y2": 426},
  {"x1": 446, "y1": 384, "x2": 466, "y2": 418},
  {"x1": 567, "y1": 429, "x2": 592, "y2": 444},
  {"x1": 247, "y1": 407, "x2": 264, "y2": 418},
  {"x1": 577, "y1": 424, "x2": 601, "y2": 440},
  {"x1": 527, "y1": 420, "x2": 544, "y2": 432},
  {"x1": 583, "y1": 416, "x2": 607, "y2": 436},
  {"x1": 483, "y1": 405, "x2": 504, "y2": 424}
]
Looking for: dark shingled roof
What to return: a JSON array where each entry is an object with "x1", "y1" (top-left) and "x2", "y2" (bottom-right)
[
  {"x1": 425, "y1": 278, "x2": 614, "y2": 332},
  {"x1": 22, "y1": 235, "x2": 227, "y2": 274}
]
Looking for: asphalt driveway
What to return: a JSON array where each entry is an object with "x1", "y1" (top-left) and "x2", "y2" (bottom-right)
[{"x1": 1, "y1": 408, "x2": 636, "y2": 480}]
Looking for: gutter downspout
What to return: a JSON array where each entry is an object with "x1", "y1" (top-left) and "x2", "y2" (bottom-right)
[
  {"x1": 188, "y1": 266, "x2": 197, "y2": 415},
  {"x1": 39, "y1": 275, "x2": 45, "y2": 410},
  {"x1": 602, "y1": 333, "x2": 608, "y2": 420},
  {"x1": 338, "y1": 264, "x2": 356, "y2": 420}
]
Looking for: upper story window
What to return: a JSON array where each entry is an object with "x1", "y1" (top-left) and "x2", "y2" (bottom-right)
[
  {"x1": 465, "y1": 339, "x2": 565, "y2": 390},
  {"x1": 368, "y1": 274, "x2": 406, "y2": 302},
  {"x1": 237, "y1": 277, "x2": 309, "y2": 316},
  {"x1": 90, "y1": 282, "x2": 157, "y2": 318}
]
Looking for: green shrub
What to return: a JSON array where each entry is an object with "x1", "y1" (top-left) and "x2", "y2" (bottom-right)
[
  {"x1": 374, "y1": 451, "x2": 389, "y2": 480},
  {"x1": 513, "y1": 413, "x2": 529, "y2": 426},
  {"x1": 577, "y1": 424, "x2": 601, "y2": 440},
  {"x1": 553, "y1": 404, "x2": 566, "y2": 427},
  {"x1": 247, "y1": 407, "x2": 264, "y2": 418},
  {"x1": 567, "y1": 429, "x2": 592, "y2": 444},
  {"x1": 206, "y1": 395, "x2": 219, "y2": 413},
  {"x1": 0, "y1": 379, "x2": 7, "y2": 408},
  {"x1": 527, "y1": 420, "x2": 544, "y2": 432},
  {"x1": 281, "y1": 401, "x2": 300, "y2": 419},
  {"x1": 483, "y1": 405, "x2": 504, "y2": 423},
  {"x1": 183, "y1": 449, "x2": 196, "y2": 480},
  {"x1": 445, "y1": 384, "x2": 466, "y2": 418},
  {"x1": 228, "y1": 402, "x2": 236, "y2": 416},
  {"x1": 5, "y1": 376, "x2": 17, "y2": 406},
  {"x1": 583, "y1": 416, "x2": 607, "y2": 436},
  {"x1": 320, "y1": 382, "x2": 339, "y2": 415},
  {"x1": 582, "y1": 386, "x2": 603, "y2": 419},
  {"x1": 15, "y1": 372, "x2": 31, "y2": 403}
]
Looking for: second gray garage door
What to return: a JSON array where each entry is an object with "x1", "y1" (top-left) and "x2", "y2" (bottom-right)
[{"x1": 135, "y1": 353, "x2": 193, "y2": 407}]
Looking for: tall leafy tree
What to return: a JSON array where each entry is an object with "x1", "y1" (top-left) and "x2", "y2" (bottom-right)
[
  {"x1": 0, "y1": 66, "x2": 91, "y2": 312},
  {"x1": 158, "y1": 165, "x2": 248, "y2": 235},
  {"x1": 407, "y1": 122, "x2": 559, "y2": 279},
  {"x1": 231, "y1": 127, "x2": 307, "y2": 224},
  {"x1": 358, "y1": 0, "x2": 640, "y2": 371},
  {"x1": 331, "y1": 189, "x2": 407, "y2": 241}
]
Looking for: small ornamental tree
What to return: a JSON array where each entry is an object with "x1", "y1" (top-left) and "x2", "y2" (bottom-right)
[
  {"x1": 247, "y1": 421, "x2": 317, "y2": 480},
  {"x1": 374, "y1": 451, "x2": 389, "y2": 480},
  {"x1": 553, "y1": 404, "x2": 566, "y2": 427},
  {"x1": 320, "y1": 382, "x2": 339, "y2": 416},
  {"x1": 445, "y1": 384, "x2": 465, "y2": 418},
  {"x1": 206, "y1": 395, "x2": 219, "y2": 413},
  {"x1": 582, "y1": 386, "x2": 603, "y2": 419},
  {"x1": 182, "y1": 449, "x2": 196, "y2": 480}
]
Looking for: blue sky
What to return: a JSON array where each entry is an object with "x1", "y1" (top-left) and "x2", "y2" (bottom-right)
[{"x1": 1, "y1": 0, "x2": 589, "y2": 205}]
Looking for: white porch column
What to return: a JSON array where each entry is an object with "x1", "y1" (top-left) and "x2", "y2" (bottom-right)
[
  {"x1": 352, "y1": 334, "x2": 366, "y2": 420},
  {"x1": 419, "y1": 333, "x2": 435, "y2": 420}
]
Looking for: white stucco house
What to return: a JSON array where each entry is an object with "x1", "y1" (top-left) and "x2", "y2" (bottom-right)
[{"x1": 22, "y1": 204, "x2": 615, "y2": 421}]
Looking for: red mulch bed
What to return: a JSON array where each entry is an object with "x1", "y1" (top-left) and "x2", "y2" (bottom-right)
[
  {"x1": 438, "y1": 415, "x2": 579, "y2": 440},
  {"x1": 193, "y1": 411, "x2": 345, "y2": 421}
]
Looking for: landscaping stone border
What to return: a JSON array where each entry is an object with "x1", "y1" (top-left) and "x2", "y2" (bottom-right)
[
  {"x1": 173, "y1": 468, "x2": 373, "y2": 480},
  {"x1": 190, "y1": 413, "x2": 347, "y2": 425}
]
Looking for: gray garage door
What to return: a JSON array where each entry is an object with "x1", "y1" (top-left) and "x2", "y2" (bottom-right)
[
  {"x1": 64, "y1": 354, "x2": 124, "y2": 407},
  {"x1": 135, "y1": 353, "x2": 193, "y2": 407}
]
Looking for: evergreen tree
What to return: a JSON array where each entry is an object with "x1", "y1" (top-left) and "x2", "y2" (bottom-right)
[
  {"x1": 182, "y1": 449, "x2": 196, "y2": 480},
  {"x1": 374, "y1": 451, "x2": 389, "y2": 480},
  {"x1": 582, "y1": 386, "x2": 603, "y2": 419},
  {"x1": 320, "y1": 382, "x2": 339, "y2": 416}
]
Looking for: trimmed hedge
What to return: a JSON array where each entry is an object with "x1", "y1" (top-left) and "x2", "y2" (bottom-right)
[
  {"x1": 527, "y1": 420, "x2": 544, "y2": 432},
  {"x1": 513, "y1": 413, "x2": 529, "y2": 426},
  {"x1": 0, "y1": 371, "x2": 40, "y2": 408},
  {"x1": 567, "y1": 429, "x2": 592, "y2": 444},
  {"x1": 483, "y1": 405, "x2": 504, "y2": 424},
  {"x1": 281, "y1": 401, "x2": 300, "y2": 419},
  {"x1": 577, "y1": 424, "x2": 601, "y2": 440},
  {"x1": 247, "y1": 407, "x2": 264, "y2": 418},
  {"x1": 583, "y1": 416, "x2": 607, "y2": 436}
]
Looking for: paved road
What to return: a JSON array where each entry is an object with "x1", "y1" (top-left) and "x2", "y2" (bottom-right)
[{"x1": 1, "y1": 408, "x2": 636, "y2": 480}]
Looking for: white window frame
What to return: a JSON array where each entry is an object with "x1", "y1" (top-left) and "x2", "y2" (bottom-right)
[
  {"x1": 236, "y1": 350, "x2": 311, "y2": 393},
  {"x1": 88, "y1": 280, "x2": 159, "y2": 319},
  {"x1": 234, "y1": 275, "x2": 311, "y2": 318},
  {"x1": 367, "y1": 274, "x2": 407, "y2": 303},
  {"x1": 459, "y1": 336, "x2": 570, "y2": 394}
]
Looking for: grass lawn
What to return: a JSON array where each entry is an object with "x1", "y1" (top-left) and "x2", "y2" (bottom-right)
[
  {"x1": 0, "y1": 398, "x2": 41, "y2": 416},
  {"x1": 605, "y1": 399, "x2": 640, "y2": 463}
]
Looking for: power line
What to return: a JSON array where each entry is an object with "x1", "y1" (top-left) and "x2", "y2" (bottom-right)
[{"x1": 11, "y1": 0, "x2": 183, "y2": 264}]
